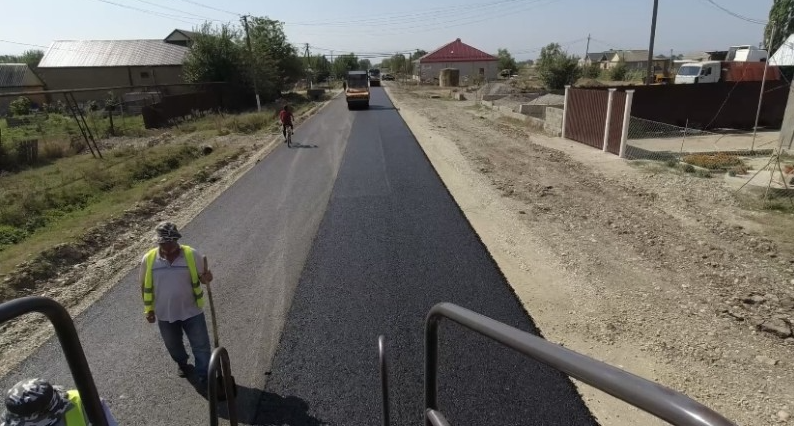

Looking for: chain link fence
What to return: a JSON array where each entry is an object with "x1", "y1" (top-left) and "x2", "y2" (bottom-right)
[{"x1": 623, "y1": 116, "x2": 779, "y2": 161}]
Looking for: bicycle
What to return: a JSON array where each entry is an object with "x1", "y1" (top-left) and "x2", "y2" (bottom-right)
[{"x1": 284, "y1": 125, "x2": 294, "y2": 148}]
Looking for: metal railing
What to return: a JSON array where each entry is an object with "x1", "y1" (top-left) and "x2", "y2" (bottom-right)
[
  {"x1": 424, "y1": 303, "x2": 737, "y2": 426},
  {"x1": 208, "y1": 347, "x2": 238, "y2": 426},
  {"x1": 0, "y1": 297, "x2": 108, "y2": 426},
  {"x1": 379, "y1": 335, "x2": 390, "y2": 426}
]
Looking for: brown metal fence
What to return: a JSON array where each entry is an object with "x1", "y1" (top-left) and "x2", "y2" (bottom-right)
[
  {"x1": 564, "y1": 88, "x2": 626, "y2": 155},
  {"x1": 589, "y1": 81, "x2": 790, "y2": 130}
]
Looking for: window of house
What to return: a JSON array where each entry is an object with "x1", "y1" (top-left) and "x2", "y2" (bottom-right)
[{"x1": 140, "y1": 71, "x2": 150, "y2": 79}]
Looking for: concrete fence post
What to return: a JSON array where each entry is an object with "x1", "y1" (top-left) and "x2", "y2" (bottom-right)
[
  {"x1": 561, "y1": 85, "x2": 571, "y2": 139},
  {"x1": 603, "y1": 88, "x2": 616, "y2": 152},
  {"x1": 618, "y1": 90, "x2": 635, "y2": 158}
]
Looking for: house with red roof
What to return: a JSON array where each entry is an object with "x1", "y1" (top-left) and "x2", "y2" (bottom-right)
[{"x1": 415, "y1": 38, "x2": 499, "y2": 83}]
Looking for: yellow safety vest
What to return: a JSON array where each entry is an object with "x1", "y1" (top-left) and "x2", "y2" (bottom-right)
[
  {"x1": 63, "y1": 390, "x2": 87, "y2": 426},
  {"x1": 142, "y1": 245, "x2": 204, "y2": 314}
]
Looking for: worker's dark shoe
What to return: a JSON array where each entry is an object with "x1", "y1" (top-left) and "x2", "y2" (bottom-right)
[{"x1": 177, "y1": 364, "x2": 190, "y2": 378}]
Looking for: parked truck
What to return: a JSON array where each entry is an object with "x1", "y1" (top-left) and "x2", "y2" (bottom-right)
[
  {"x1": 674, "y1": 61, "x2": 781, "y2": 84},
  {"x1": 345, "y1": 70, "x2": 370, "y2": 109},
  {"x1": 674, "y1": 45, "x2": 780, "y2": 84}
]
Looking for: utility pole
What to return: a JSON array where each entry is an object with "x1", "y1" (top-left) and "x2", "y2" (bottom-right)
[
  {"x1": 752, "y1": 24, "x2": 776, "y2": 151},
  {"x1": 645, "y1": 0, "x2": 659, "y2": 85},
  {"x1": 584, "y1": 33, "x2": 591, "y2": 64},
  {"x1": 241, "y1": 15, "x2": 261, "y2": 112},
  {"x1": 304, "y1": 43, "x2": 312, "y2": 89}
]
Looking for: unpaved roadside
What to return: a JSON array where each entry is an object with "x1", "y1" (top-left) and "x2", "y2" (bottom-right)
[
  {"x1": 386, "y1": 85, "x2": 793, "y2": 426},
  {"x1": 0, "y1": 94, "x2": 339, "y2": 378}
]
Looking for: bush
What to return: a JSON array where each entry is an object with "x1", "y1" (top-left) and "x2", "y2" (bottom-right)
[
  {"x1": 682, "y1": 164, "x2": 696, "y2": 173},
  {"x1": 610, "y1": 62, "x2": 628, "y2": 81},
  {"x1": 682, "y1": 153, "x2": 744, "y2": 170},
  {"x1": 582, "y1": 64, "x2": 601, "y2": 79},
  {"x1": 0, "y1": 225, "x2": 27, "y2": 246},
  {"x1": 9, "y1": 97, "x2": 32, "y2": 116}
]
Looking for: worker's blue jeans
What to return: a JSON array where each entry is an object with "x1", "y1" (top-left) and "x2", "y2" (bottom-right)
[{"x1": 157, "y1": 313, "x2": 211, "y2": 381}]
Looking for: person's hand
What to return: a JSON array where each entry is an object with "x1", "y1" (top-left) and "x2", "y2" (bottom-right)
[
  {"x1": 146, "y1": 312, "x2": 156, "y2": 323},
  {"x1": 200, "y1": 269, "x2": 213, "y2": 285}
]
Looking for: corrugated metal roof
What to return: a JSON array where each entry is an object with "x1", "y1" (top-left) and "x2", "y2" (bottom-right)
[
  {"x1": 0, "y1": 63, "x2": 43, "y2": 88},
  {"x1": 420, "y1": 38, "x2": 498, "y2": 63},
  {"x1": 39, "y1": 40, "x2": 189, "y2": 68}
]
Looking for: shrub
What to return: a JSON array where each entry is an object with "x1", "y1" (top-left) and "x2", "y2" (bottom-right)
[
  {"x1": 582, "y1": 64, "x2": 601, "y2": 79},
  {"x1": 610, "y1": 62, "x2": 628, "y2": 81},
  {"x1": 9, "y1": 97, "x2": 32, "y2": 116},
  {"x1": 682, "y1": 164, "x2": 696, "y2": 173},
  {"x1": 682, "y1": 153, "x2": 744, "y2": 170},
  {"x1": 0, "y1": 225, "x2": 27, "y2": 246}
]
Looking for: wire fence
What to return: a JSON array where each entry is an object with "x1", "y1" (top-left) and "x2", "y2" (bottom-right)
[{"x1": 623, "y1": 117, "x2": 779, "y2": 162}]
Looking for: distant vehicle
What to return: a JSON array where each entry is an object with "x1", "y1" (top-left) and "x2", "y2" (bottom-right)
[
  {"x1": 382, "y1": 73, "x2": 395, "y2": 81},
  {"x1": 674, "y1": 61, "x2": 780, "y2": 84},
  {"x1": 368, "y1": 68, "x2": 381, "y2": 86},
  {"x1": 673, "y1": 44, "x2": 777, "y2": 84},
  {"x1": 345, "y1": 70, "x2": 370, "y2": 109},
  {"x1": 727, "y1": 45, "x2": 768, "y2": 62}
]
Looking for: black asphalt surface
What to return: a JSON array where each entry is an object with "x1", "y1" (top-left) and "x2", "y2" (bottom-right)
[
  {"x1": 1, "y1": 88, "x2": 598, "y2": 426},
  {"x1": 257, "y1": 89, "x2": 596, "y2": 426}
]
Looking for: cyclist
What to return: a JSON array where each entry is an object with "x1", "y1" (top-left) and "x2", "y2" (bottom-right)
[{"x1": 279, "y1": 105, "x2": 294, "y2": 143}]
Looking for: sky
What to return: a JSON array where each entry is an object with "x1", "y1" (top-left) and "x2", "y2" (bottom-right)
[{"x1": 0, "y1": 0, "x2": 775, "y2": 62}]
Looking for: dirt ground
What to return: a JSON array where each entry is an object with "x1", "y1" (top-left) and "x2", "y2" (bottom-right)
[
  {"x1": 386, "y1": 84, "x2": 794, "y2": 426},
  {"x1": 0, "y1": 95, "x2": 339, "y2": 378}
]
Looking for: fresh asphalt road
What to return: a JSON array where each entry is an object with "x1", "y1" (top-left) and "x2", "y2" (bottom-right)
[{"x1": 1, "y1": 88, "x2": 597, "y2": 426}]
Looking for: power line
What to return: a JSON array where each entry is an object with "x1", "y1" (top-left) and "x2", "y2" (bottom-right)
[
  {"x1": 700, "y1": 0, "x2": 767, "y2": 25},
  {"x1": 285, "y1": 0, "x2": 525, "y2": 27},
  {"x1": 287, "y1": 0, "x2": 562, "y2": 37},
  {"x1": 131, "y1": 0, "x2": 221, "y2": 22},
  {"x1": 173, "y1": 0, "x2": 241, "y2": 17},
  {"x1": 95, "y1": 0, "x2": 201, "y2": 25}
]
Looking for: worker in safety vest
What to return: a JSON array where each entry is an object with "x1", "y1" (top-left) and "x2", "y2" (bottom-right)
[
  {"x1": 1, "y1": 378, "x2": 118, "y2": 426},
  {"x1": 140, "y1": 221, "x2": 213, "y2": 388}
]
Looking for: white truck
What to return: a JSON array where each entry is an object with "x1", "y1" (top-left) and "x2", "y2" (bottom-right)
[{"x1": 674, "y1": 45, "x2": 778, "y2": 84}]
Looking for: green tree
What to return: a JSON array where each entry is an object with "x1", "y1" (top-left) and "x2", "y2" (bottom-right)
[
  {"x1": 183, "y1": 23, "x2": 246, "y2": 84},
  {"x1": 536, "y1": 43, "x2": 582, "y2": 90},
  {"x1": 411, "y1": 50, "x2": 427, "y2": 60},
  {"x1": 380, "y1": 58, "x2": 393, "y2": 71},
  {"x1": 333, "y1": 53, "x2": 359, "y2": 78},
  {"x1": 389, "y1": 53, "x2": 412, "y2": 75},
  {"x1": 358, "y1": 59, "x2": 372, "y2": 70},
  {"x1": 247, "y1": 17, "x2": 303, "y2": 90},
  {"x1": 497, "y1": 48, "x2": 518, "y2": 74},
  {"x1": 0, "y1": 49, "x2": 44, "y2": 68},
  {"x1": 311, "y1": 54, "x2": 332, "y2": 82},
  {"x1": 766, "y1": 0, "x2": 794, "y2": 53},
  {"x1": 20, "y1": 50, "x2": 44, "y2": 68}
]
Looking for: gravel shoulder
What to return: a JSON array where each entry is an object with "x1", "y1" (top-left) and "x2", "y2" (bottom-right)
[{"x1": 386, "y1": 84, "x2": 793, "y2": 426}]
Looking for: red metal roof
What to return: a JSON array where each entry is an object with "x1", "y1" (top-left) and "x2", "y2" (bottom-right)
[{"x1": 420, "y1": 38, "x2": 498, "y2": 63}]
